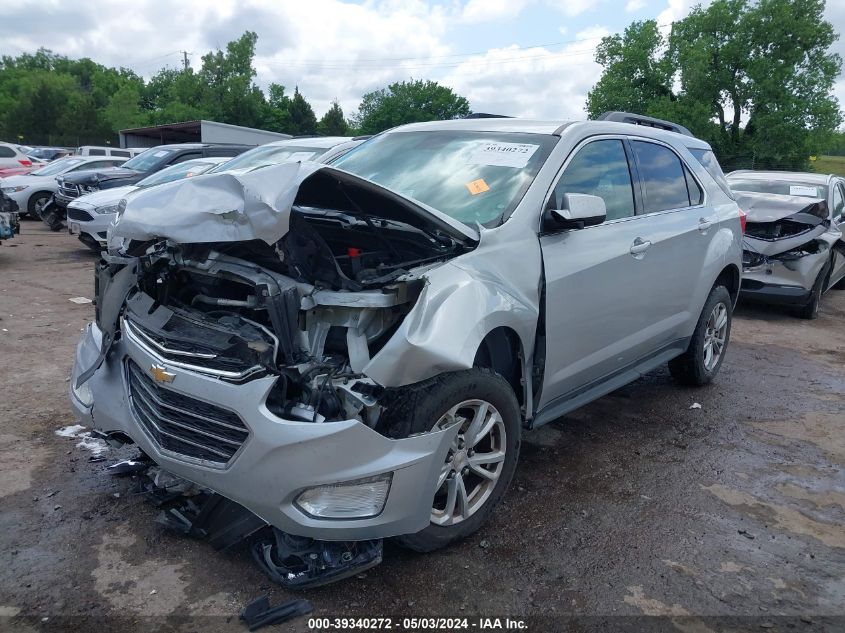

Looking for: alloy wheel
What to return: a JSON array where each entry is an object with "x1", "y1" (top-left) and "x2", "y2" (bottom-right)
[
  {"x1": 703, "y1": 302, "x2": 728, "y2": 371},
  {"x1": 431, "y1": 399, "x2": 506, "y2": 526}
]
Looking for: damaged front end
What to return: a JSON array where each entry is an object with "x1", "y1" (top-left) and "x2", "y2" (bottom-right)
[
  {"x1": 736, "y1": 191, "x2": 837, "y2": 305},
  {"x1": 70, "y1": 163, "x2": 479, "y2": 586}
]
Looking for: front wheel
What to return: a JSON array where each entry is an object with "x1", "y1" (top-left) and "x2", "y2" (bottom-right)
[
  {"x1": 669, "y1": 285, "x2": 732, "y2": 386},
  {"x1": 27, "y1": 191, "x2": 52, "y2": 219},
  {"x1": 384, "y1": 368, "x2": 521, "y2": 552}
]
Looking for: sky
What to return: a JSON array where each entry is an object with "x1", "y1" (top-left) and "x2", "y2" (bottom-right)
[{"x1": 1, "y1": 0, "x2": 844, "y2": 121}]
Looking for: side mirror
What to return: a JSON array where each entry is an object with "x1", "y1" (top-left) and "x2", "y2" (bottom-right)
[{"x1": 543, "y1": 193, "x2": 607, "y2": 232}]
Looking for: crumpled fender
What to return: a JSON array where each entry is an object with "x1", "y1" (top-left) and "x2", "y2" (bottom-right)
[{"x1": 364, "y1": 227, "x2": 541, "y2": 390}]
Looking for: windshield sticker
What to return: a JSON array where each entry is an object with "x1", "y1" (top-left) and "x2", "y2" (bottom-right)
[
  {"x1": 465, "y1": 178, "x2": 490, "y2": 195},
  {"x1": 468, "y1": 142, "x2": 539, "y2": 168},
  {"x1": 790, "y1": 185, "x2": 819, "y2": 197}
]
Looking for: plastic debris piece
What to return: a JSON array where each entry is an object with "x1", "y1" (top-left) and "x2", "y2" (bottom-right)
[
  {"x1": 69, "y1": 297, "x2": 92, "y2": 304},
  {"x1": 689, "y1": 402, "x2": 702, "y2": 410},
  {"x1": 239, "y1": 596, "x2": 313, "y2": 631}
]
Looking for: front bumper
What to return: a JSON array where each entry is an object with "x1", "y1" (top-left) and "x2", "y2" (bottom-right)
[
  {"x1": 67, "y1": 206, "x2": 113, "y2": 248},
  {"x1": 70, "y1": 322, "x2": 456, "y2": 541}
]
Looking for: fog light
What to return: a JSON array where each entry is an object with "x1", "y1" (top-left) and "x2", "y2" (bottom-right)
[
  {"x1": 72, "y1": 378, "x2": 94, "y2": 407},
  {"x1": 295, "y1": 473, "x2": 392, "y2": 519}
]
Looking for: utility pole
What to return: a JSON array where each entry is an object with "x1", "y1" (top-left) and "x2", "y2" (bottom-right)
[{"x1": 181, "y1": 51, "x2": 190, "y2": 71}]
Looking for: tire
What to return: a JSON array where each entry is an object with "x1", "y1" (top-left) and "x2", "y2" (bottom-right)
[
  {"x1": 669, "y1": 285, "x2": 732, "y2": 386},
  {"x1": 381, "y1": 368, "x2": 521, "y2": 552},
  {"x1": 27, "y1": 191, "x2": 52, "y2": 219},
  {"x1": 794, "y1": 257, "x2": 831, "y2": 320}
]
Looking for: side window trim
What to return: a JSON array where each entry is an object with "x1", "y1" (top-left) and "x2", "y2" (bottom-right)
[
  {"x1": 622, "y1": 138, "x2": 644, "y2": 214},
  {"x1": 626, "y1": 136, "x2": 707, "y2": 216},
  {"x1": 541, "y1": 134, "x2": 639, "y2": 231}
]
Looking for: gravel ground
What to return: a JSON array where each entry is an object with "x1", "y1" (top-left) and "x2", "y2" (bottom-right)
[{"x1": 1, "y1": 221, "x2": 844, "y2": 633}]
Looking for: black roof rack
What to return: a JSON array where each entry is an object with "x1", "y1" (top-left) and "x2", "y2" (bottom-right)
[
  {"x1": 597, "y1": 111, "x2": 693, "y2": 137},
  {"x1": 464, "y1": 113, "x2": 512, "y2": 119}
]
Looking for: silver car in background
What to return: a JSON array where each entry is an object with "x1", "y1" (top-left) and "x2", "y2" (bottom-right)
[
  {"x1": 728, "y1": 170, "x2": 845, "y2": 318},
  {"x1": 70, "y1": 113, "x2": 742, "y2": 586}
]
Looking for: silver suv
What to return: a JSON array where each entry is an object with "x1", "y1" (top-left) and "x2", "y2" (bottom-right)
[{"x1": 70, "y1": 113, "x2": 742, "y2": 583}]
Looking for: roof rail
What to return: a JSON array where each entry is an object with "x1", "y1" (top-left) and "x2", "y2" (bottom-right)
[
  {"x1": 464, "y1": 113, "x2": 512, "y2": 119},
  {"x1": 597, "y1": 111, "x2": 693, "y2": 137}
]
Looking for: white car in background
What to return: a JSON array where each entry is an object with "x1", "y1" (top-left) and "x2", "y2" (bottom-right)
[
  {"x1": 67, "y1": 157, "x2": 229, "y2": 251},
  {"x1": 204, "y1": 136, "x2": 365, "y2": 175},
  {"x1": 0, "y1": 155, "x2": 128, "y2": 218},
  {"x1": 0, "y1": 141, "x2": 36, "y2": 169}
]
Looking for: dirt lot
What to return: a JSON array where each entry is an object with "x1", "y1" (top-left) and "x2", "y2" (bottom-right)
[{"x1": 1, "y1": 221, "x2": 844, "y2": 632}]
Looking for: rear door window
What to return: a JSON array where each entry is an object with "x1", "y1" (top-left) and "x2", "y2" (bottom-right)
[
  {"x1": 552, "y1": 139, "x2": 636, "y2": 221},
  {"x1": 88, "y1": 149, "x2": 107, "y2": 156},
  {"x1": 631, "y1": 141, "x2": 692, "y2": 213}
]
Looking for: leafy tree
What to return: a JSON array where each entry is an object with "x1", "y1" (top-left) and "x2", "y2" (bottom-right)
[
  {"x1": 317, "y1": 100, "x2": 349, "y2": 136},
  {"x1": 586, "y1": 0, "x2": 842, "y2": 170},
  {"x1": 262, "y1": 83, "x2": 292, "y2": 133},
  {"x1": 353, "y1": 80, "x2": 471, "y2": 134},
  {"x1": 103, "y1": 84, "x2": 146, "y2": 131},
  {"x1": 288, "y1": 87, "x2": 317, "y2": 135},
  {"x1": 198, "y1": 31, "x2": 266, "y2": 128}
]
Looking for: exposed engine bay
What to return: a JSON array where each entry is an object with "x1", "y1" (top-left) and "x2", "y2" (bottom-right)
[{"x1": 106, "y1": 203, "x2": 470, "y2": 430}]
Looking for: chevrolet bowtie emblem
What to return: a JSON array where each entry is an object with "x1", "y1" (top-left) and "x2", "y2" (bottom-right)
[{"x1": 149, "y1": 365, "x2": 176, "y2": 383}]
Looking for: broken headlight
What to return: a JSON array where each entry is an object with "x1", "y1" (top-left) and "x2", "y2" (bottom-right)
[{"x1": 295, "y1": 473, "x2": 392, "y2": 519}]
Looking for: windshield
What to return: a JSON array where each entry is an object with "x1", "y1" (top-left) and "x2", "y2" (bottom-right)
[
  {"x1": 208, "y1": 145, "x2": 326, "y2": 173},
  {"x1": 333, "y1": 130, "x2": 557, "y2": 225},
  {"x1": 32, "y1": 157, "x2": 87, "y2": 176},
  {"x1": 730, "y1": 178, "x2": 828, "y2": 199},
  {"x1": 121, "y1": 147, "x2": 175, "y2": 172},
  {"x1": 136, "y1": 160, "x2": 219, "y2": 188}
]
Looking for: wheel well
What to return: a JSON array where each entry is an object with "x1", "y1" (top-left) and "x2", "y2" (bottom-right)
[
  {"x1": 715, "y1": 264, "x2": 740, "y2": 305},
  {"x1": 473, "y1": 327, "x2": 523, "y2": 404}
]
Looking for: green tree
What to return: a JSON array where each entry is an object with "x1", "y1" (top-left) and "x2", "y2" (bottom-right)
[
  {"x1": 103, "y1": 83, "x2": 146, "y2": 132},
  {"x1": 198, "y1": 31, "x2": 266, "y2": 127},
  {"x1": 288, "y1": 87, "x2": 317, "y2": 135},
  {"x1": 317, "y1": 100, "x2": 349, "y2": 136},
  {"x1": 262, "y1": 83, "x2": 292, "y2": 132},
  {"x1": 586, "y1": 0, "x2": 842, "y2": 170},
  {"x1": 353, "y1": 80, "x2": 471, "y2": 134}
]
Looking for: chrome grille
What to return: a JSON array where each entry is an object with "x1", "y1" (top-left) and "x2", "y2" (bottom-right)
[
  {"x1": 59, "y1": 182, "x2": 80, "y2": 198},
  {"x1": 127, "y1": 360, "x2": 249, "y2": 465}
]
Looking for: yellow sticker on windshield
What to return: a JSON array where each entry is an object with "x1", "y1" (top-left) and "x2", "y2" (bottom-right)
[{"x1": 465, "y1": 178, "x2": 490, "y2": 195}]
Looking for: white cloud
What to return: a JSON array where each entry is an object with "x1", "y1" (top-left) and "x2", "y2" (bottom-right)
[
  {"x1": 546, "y1": 0, "x2": 601, "y2": 17},
  {"x1": 625, "y1": 0, "x2": 646, "y2": 12},
  {"x1": 441, "y1": 28, "x2": 610, "y2": 119},
  {"x1": 462, "y1": 0, "x2": 530, "y2": 23}
]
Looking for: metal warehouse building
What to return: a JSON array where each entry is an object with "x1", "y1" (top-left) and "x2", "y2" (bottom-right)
[{"x1": 119, "y1": 120, "x2": 291, "y2": 148}]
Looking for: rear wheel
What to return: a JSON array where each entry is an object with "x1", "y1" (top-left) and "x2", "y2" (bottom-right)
[
  {"x1": 384, "y1": 368, "x2": 521, "y2": 552},
  {"x1": 795, "y1": 257, "x2": 831, "y2": 320},
  {"x1": 669, "y1": 285, "x2": 732, "y2": 386}
]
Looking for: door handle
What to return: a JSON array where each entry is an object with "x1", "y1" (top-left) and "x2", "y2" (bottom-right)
[
  {"x1": 629, "y1": 238, "x2": 652, "y2": 256},
  {"x1": 698, "y1": 217, "x2": 715, "y2": 231}
]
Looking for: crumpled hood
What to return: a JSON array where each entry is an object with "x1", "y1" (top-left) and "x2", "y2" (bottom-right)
[
  {"x1": 62, "y1": 167, "x2": 141, "y2": 186},
  {"x1": 111, "y1": 161, "x2": 479, "y2": 246},
  {"x1": 735, "y1": 191, "x2": 829, "y2": 223},
  {"x1": 69, "y1": 185, "x2": 138, "y2": 210}
]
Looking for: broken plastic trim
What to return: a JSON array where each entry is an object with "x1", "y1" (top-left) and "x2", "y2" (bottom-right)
[{"x1": 252, "y1": 529, "x2": 383, "y2": 589}]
